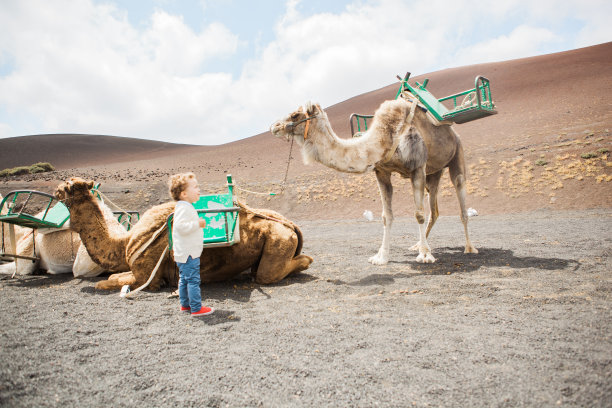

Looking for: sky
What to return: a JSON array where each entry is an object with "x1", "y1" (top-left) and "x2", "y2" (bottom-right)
[{"x1": 0, "y1": 0, "x2": 610, "y2": 146}]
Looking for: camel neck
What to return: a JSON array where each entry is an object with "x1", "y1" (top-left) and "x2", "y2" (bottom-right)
[
  {"x1": 306, "y1": 119, "x2": 385, "y2": 174},
  {"x1": 69, "y1": 197, "x2": 130, "y2": 271}
]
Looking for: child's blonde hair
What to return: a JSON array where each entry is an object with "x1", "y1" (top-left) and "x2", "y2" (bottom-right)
[{"x1": 168, "y1": 172, "x2": 196, "y2": 201}]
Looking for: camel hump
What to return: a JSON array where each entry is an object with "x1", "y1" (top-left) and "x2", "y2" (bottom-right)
[
  {"x1": 373, "y1": 98, "x2": 415, "y2": 132},
  {"x1": 126, "y1": 202, "x2": 175, "y2": 255},
  {"x1": 237, "y1": 201, "x2": 304, "y2": 256}
]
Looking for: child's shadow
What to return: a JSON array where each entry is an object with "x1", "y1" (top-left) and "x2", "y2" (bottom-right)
[
  {"x1": 191, "y1": 309, "x2": 241, "y2": 326},
  {"x1": 203, "y1": 272, "x2": 318, "y2": 303}
]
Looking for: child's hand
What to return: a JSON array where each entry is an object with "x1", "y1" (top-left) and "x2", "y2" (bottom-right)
[{"x1": 199, "y1": 219, "x2": 207, "y2": 228}]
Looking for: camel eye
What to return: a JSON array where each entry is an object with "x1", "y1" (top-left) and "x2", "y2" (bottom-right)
[{"x1": 291, "y1": 113, "x2": 300, "y2": 120}]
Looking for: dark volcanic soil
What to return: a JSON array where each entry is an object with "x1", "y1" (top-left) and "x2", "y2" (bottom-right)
[{"x1": 1, "y1": 209, "x2": 610, "y2": 407}]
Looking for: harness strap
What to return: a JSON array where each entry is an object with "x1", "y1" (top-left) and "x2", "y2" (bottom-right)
[
  {"x1": 9, "y1": 224, "x2": 17, "y2": 278},
  {"x1": 303, "y1": 111, "x2": 311, "y2": 139},
  {"x1": 127, "y1": 222, "x2": 168, "y2": 266},
  {"x1": 286, "y1": 110, "x2": 319, "y2": 139},
  {"x1": 123, "y1": 222, "x2": 170, "y2": 298},
  {"x1": 32, "y1": 230, "x2": 36, "y2": 261},
  {"x1": 125, "y1": 245, "x2": 169, "y2": 298}
]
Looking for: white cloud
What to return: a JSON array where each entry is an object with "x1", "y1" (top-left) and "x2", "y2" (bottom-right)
[
  {"x1": 0, "y1": 0, "x2": 610, "y2": 144},
  {"x1": 0, "y1": 0, "x2": 241, "y2": 143},
  {"x1": 451, "y1": 25, "x2": 560, "y2": 67},
  {"x1": 144, "y1": 12, "x2": 237, "y2": 75}
]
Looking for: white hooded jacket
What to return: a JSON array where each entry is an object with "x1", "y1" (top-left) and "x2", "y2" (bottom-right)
[{"x1": 172, "y1": 201, "x2": 204, "y2": 263}]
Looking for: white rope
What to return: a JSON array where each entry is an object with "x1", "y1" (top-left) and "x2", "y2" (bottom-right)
[
  {"x1": 233, "y1": 185, "x2": 279, "y2": 196},
  {"x1": 119, "y1": 220, "x2": 169, "y2": 298},
  {"x1": 233, "y1": 133, "x2": 295, "y2": 197},
  {"x1": 124, "y1": 245, "x2": 169, "y2": 299},
  {"x1": 95, "y1": 190, "x2": 138, "y2": 227},
  {"x1": 127, "y1": 222, "x2": 167, "y2": 266}
]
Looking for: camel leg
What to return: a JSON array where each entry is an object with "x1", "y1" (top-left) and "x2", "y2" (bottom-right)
[
  {"x1": 369, "y1": 169, "x2": 393, "y2": 265},
  {"x1": 448, "y1": 146, "x2": 478, "y2": 254},
  {"x1": 95, "y1": 272, "x2": 136, "y2": 290},
  {"x1": 411, "y1": 166, "x2": 435, "y2": 263},
  {"x1": 254, "y1": 229, "x2": 313, "y2": 284},
  {"x1": 410, "y1": 170, "x2": 443, "y2": 251},
  {"x1": 107, "y1": 271, "x2": 133, "y2": 281}
]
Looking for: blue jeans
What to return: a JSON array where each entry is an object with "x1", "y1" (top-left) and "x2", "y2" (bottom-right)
[{"x1": 177, "y1": 256, "x2": 201, "y2": 312}]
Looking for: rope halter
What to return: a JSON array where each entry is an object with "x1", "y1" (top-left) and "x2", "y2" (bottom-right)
[{"x1": 286, "y1": 109, "x2": 319, "y2": 140}]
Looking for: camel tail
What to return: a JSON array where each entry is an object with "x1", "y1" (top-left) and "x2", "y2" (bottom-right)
[{"x1": 292, "y1": 224, "x2": 304, "y2": 257}]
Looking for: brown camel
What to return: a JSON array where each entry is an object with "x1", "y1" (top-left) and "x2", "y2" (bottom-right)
[
  {"x1": 270, "y1": 98, "x2": 477, "y2": 265},
  {"x1": 54, "y1": 178, "x2": 313, "y2": 291}
]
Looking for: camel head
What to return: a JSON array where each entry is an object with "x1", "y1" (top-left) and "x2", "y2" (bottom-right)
[
  {"x1": 54, "y1": 177, "x2": 96, "y2": 208},
  {"x1": 270, "y1": 101, "x2": 324, "y2": 144}
]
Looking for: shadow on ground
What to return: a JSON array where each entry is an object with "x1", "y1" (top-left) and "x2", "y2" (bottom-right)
[{"x1": 330, "y1": 247, "x2": 580, "y2": 286}]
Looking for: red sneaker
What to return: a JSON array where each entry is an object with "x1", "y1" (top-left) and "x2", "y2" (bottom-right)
[
  {"x1": 191, "y1": 306, "x2": 214, "y2": 317},
  {"x1": 180, "y1": 306, "x2": 191, "y2": 312}
]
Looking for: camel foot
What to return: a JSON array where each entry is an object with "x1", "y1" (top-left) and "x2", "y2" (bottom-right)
[
  {"x1": 95, "y1": 272, "x2": 136, "y2": 291},
  {"x1": 369, "y1": 250, "x2": 389, "y2": 265},
  {"x1": 416, "y1": 252, "x2": 436, "y2": 264},
  {"x1": 108, "y1": 271, "x2": 133, "y2": 281},
  {"x1": 253, "y1": 255, "x2": 314, "y2": 285},
  {"x1": 292, "y1": 255, "x2": 314, "y2": 274},
  {"x1": 95, "y1": 280, "x2": 118, "y2": 290},
  {"x1": 464, "y1": 245, "x2": 478, "y2": 254}
]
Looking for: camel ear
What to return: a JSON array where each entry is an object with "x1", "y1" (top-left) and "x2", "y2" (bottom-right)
[
  {"x1": 305, "y1": 101, "x2": 318, "y2": 116},
  {"x1": 86, "y1": 181, "x2": 95, "y2": 190}
]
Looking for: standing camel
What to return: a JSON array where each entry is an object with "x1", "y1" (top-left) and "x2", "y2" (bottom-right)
[
  {"x1": 270, "y1": 98, "x2": 478, "y2": 264},
  {"x1": 54, "y1": 178, "x2": 313, "y2": 291}
]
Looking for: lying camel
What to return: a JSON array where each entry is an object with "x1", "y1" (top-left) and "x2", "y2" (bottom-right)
[
  {"x1": 0, "y1": 192, "x2": 121, "y2": 276},
  {"x1": 1, "y1": 193, "x2": 27, "y2": 260},
  {"x1": 54, "y1": 178, "x2": 313, "y2": 291}
]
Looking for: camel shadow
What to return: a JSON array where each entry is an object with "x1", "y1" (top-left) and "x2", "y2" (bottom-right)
[
  {"x1": 401, "y1": 246, "x2": 580, "y2": 276},
  {"x1": 1, "y1": 269, "x2": 317, "y2": 302},
  {"x1": 0, "y1": 271, "x2": 74, "y2": 288},
  {"x1": 202, "y1": 272, "x2": 318, "y2": 303},
  {"x1": 331, "y1": 247, "x2": 580, "y2": 286}
]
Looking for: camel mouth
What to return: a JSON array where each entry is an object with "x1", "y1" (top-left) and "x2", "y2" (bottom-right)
[{"x1": 270, "y1": 121, "x2": 289, "y2": 140}]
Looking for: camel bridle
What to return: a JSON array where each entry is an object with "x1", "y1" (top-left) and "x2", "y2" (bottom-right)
[{"x1": 286, "y1": 110, "x2": 319, "y2": 140}]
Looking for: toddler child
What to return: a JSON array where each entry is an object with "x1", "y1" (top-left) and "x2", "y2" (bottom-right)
[{"x1": 169, "y1": 172, "x2": 214, "y2": 317}]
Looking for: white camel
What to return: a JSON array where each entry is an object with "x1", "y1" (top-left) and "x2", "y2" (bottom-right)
[
  {"x1": 271, "y1": 98, "x2": 478, "y2": 264},
  {"x1": 0, "y1": 192, "x2": 126, "y2": 277}
]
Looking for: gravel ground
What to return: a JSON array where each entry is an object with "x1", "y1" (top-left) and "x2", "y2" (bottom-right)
[{"x1": 1, "y1": 209, "x2": 611, "y2": 407}]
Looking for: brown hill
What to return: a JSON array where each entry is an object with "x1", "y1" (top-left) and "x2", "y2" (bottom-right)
[
  {"x1": 0, "y1": 134, "x2": 196, "y2": 170},
  {"x1": 1, "y1": 42, "x2": 611, "y2": 220}
]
